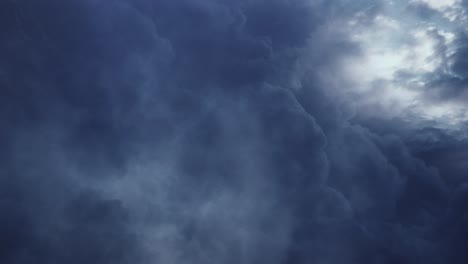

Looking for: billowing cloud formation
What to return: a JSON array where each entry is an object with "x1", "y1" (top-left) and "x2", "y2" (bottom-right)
[
  {"x1": 0, "y1": 0, "x2": 467, "y2": 263},
  {"x1": 337, "y1": 0, "x2": 468, "y2": 125}
]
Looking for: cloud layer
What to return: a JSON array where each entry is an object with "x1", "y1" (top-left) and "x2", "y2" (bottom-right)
[{"x1": 1, "y1": 0, "x2": 467, "y2": 263}]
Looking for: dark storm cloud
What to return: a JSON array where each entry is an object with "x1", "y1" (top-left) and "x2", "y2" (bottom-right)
[
  {"x1": 0, "y1": 129, "x2": 142, "y2": 264},
  {"x1": 423, "y1": 32, "x2": 468, "y2": 102},
  {"x1": 415, "y1": 22, "x2": 468, "y2": 103},
  {"x1": 1, "y1": 0, "x2": 468, "y2": 264},
  {"x1": 0, "y1": 0, "x2": 328, "y2": 262},
  {"x1": 405, "y1": 127, "x2": 468, "y2": 187}
]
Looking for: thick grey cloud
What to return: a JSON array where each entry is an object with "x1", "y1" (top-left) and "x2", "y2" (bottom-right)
[
  {"x1": 424, "y1": 32, "x2": 468, "y2": 101},
  {"x1": 1, "y1": 0, "x2": 468, "y2": 263}
]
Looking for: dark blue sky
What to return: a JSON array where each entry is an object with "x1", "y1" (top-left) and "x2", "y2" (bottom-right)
[{"x1": 1, "y1": 0, "x2": 467, "y2": 263}]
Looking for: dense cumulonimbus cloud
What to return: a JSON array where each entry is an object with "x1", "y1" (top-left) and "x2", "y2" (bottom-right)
[{"x1": 1, "y1": 0, "x2": 468, "y2": 263}]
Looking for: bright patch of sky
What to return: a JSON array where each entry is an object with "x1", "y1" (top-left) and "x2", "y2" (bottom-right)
[
  {"x1": 415, "y1": 0, "x2": 459, "y2": 10},
  {"x1": 338, "y1": 1, "x2": 468, "y2": 126}
]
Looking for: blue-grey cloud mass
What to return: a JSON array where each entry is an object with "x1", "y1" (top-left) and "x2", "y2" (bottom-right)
[{"x1": 1, "y1": 0, "x2": 467, "y2": 263}]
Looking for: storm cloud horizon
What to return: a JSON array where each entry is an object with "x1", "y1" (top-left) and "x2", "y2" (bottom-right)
[{"x1": 1, "y1": 0, "x2": 467, "y2": 263}]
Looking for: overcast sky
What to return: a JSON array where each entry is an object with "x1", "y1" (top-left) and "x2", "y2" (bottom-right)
[{"x1": 1, "y1": 0, "x2": 467, "y2": 263}]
